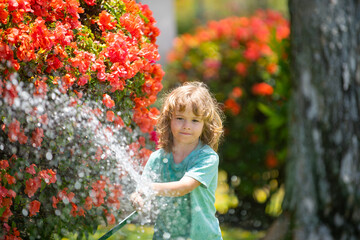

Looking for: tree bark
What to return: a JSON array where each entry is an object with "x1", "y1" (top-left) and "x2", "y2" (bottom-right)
[{"x1": 284, "y1": 0, "x2": 360, "y2": 239}]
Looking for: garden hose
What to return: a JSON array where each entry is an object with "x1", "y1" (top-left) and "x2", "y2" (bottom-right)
[{"x1": 98, "y1": 211, "x2": 138, "y2": 240}]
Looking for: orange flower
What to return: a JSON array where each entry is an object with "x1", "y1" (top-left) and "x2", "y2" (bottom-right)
[
  {"x1": 114, "y1": 116, "x2": 125, "y2": 128},
  {"x1": 25, "y1": 177, "x2": 41, "y2": 198},
  {"x1": 235, "y1": 62, "x2": 247, "y2": 77},
  {"x1": 98, "y1": 11, "x2": 117, "y2": 31},
  {"x1": 7, "y1": 119, "x2": 20, "y2": 142},
  {"x1": 266, "y1": 63, "x2": 278, "y2": 75},
  {"x1": 106, "y1": 212, "x2": 115, "y2": 225},
  {"x1": 0, "y1": 207, "x2": 13, "y2": 222},
  {"x1": 95, "y1": 147, "x2": 103, "y2": 161},
  {"x1": 102, "y1": 94, "x2": 115, "y2": 108},
  {"x1": 84, "y1": 196, "x2": 93, "y2": 210},
  {"x1": 276, "y1": 24, "x2": 290, "y2": 41},
  {"x1": 18, "y1": 130, "x2": 28, "y2": 144},
  {"x1": 230, "y1": 87, "x2": 243, "y2": 98},
  {"x1": 52, "y1": 196, "x2": 59, "y2": 208},
  {"x1": 224, "y1": 98, "x2": 241, "y2": 115},
  {"x1": 106, "y1": 111, "x2": 115, "y2": 122},
  {"x1": 266, "y1": 150, "x2": 278, "y2": 168},
  {"x1": 0, "y1": 160, "x2": 9, "y2": 170},
  {"x1": 70, "y1": 202, "x2": 78, "y2": 217},
  {"x1": 5, "y1": 174, "x2": 16, "y2": 185},
  {"x1": 251, "y1": 82, "x2": 274, "y2": 96},
  {"x1": 39, "y1": 169, "x2": 57, "y2": 184},
  {"x1": 31, "y1": 127, "x2": 44, "y2": 148},
  {"x1": 26, "y1": 164, "x2": 37, "y2": 175},
  {"x1": 29, "y1": 200, "x2": 41, "y2": 216}
]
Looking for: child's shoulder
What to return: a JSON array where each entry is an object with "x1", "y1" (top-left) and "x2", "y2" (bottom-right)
[
  {"x1": 198, "y1": 143, "x2": 217, "y2": 155},
  {"x1": 196, "y1": 143, "x2": 219, "y2": 162},
  {"x1": 149, "y1": 148, "x2": 167, "y2": 159}
]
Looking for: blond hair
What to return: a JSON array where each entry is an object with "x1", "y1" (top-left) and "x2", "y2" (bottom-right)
[{"x1": 156, "y1": 82, "x2": 224, "y2": 152}]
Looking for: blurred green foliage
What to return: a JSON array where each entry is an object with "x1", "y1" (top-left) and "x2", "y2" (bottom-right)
[{"x1": 175, "y1": 0, "x2": 288, "y2": 34}]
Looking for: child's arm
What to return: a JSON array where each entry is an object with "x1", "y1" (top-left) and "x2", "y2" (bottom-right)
[{"x1": 152, "y1": 176, "x2": 201, "y2": 197}]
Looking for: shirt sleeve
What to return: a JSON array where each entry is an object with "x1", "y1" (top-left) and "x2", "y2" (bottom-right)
[{"x1": 184, "y1": 149, "x2": 219, "y2": 188}]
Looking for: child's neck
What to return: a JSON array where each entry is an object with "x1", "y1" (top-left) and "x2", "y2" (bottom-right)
[{"x1": 172, "y1": 140, "x2": 199, "y2": 164}]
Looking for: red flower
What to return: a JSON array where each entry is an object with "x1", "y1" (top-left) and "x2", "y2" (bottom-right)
[
  {"x1": 0, "y1": 160, "x2": 9, "y2": 170},
  {"x1": 33, "y1": 79, "x2": 48, "y2": 98},
  {"x1": 98, "y1": 11, "x2": 117, "y2": 31},
  {"x1": 83, "y1": 0, "x2": 96, "y2": 6},
  {"x1": 24, "y1": 177, "x2": 41, "y2": 198},
  {"x1": 266, "y1": 150, "x2": 278, "y2": 168},
  {"x1": 78, "y1": 75, "x2": 89, "y2": 86},
  {"x1": 251, "y1": 82, "x2": 274, "y2": 96},
  {"x1": 29, "y1": 200, "x2": 41, "y2": 217},
  {"x1": 266, "y1": 63, "x2": 278, "y2": 74},
  {"x1": 95, "y1": 147, "x2": 103, "y2": 161},
  {"x1": 70, "y1": 202, "x2": 78, "y2": 217},
  {"x1": 150, "y1": 131, "x2": 158, "y2": 145},
  {"x1": 106, "y1": 212, "x2": 115, "y2": 225},
  {"x1": 276, "y1": 24, "x2": 290, "y2": 41},
  {"x1": 52, "y1": 196, "x2": 59, "y2": 208},
  {"x1": 31, "y1": 127, "x2": 44, "y2": 148},
  {"x1": 84, "y1": 196, "x2": 93, "y2": 210},
  {"x1": 235, "y1": 62, "x2": 247, "y2": 77},
  {"x1": 25, "y1": 164, "x2": 37, "y2": 175},
  {"x1": 102, "y1": 94, "x2": 115, "y2": 108},
  {"x1": 114, "y1": 116, "x2": 125, "y2": 128},
  {"x1": 5, "y1": 174, "x2": 16, "y2": 185},
  {"x1": 230, "y1": 87, "x2": 243, "y2": 98},
  {"x1": 7, "y1": 119, "x2": 20, "y2": 142},
  {"x1": 18, "y1": 130, "x2": 28, "y2": 144},
  {"x1": 39, "y1": 169, "x2": 57, "y2": 184},
  {"x1": 224, "y1": 98, "x2": 241, "y2": 115},
  {"x1": 0, "y1": 207, "x2": 13, "y2": 222},
  {"x1": 45, "y1": 55, "x2": 63, "y2": 73},
  {"x1": 106, "y1": 111, "x2": 114, "y2": 122}
]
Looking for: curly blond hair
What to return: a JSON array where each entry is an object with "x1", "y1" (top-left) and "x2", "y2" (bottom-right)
[{"x1": 156, "y1": 82, "x2": 224, "y2": 152}]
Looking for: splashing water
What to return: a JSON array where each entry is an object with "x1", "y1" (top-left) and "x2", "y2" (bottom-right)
[{"x1": 0, "y1": 75, "x2": 155, "y2": 231}]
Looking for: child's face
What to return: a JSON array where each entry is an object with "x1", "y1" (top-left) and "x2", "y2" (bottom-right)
[{"x1": 170, "y1": 105, "x2": 204, "y2": 147}]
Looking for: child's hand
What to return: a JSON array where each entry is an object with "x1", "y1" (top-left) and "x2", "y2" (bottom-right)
[{"x1": 130, "y1": 192, "x2": 145, "y2": 211}]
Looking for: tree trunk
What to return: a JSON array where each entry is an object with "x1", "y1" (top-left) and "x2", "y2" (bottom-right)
[{"x1": 284, "y1": 0, "x2": 360, "y2": 239}]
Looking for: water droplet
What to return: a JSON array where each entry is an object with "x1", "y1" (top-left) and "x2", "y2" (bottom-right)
[
  {"x1": 46, "y1": 151, "x2": 53, "y2": 160},
  {"x1": 163, "y1": 232, "x2": 171, "y2": 239},
  {"x1": 75, "y1": 181, "x2": 81, "y2": 189},
  {"x1": 163, "y1": 158, "x2": 168, "y2": 163},
  {"x1": 22, "y1": 209, "x2": 28, "y2": 216}
]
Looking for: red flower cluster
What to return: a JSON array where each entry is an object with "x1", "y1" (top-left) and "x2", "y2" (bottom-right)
[
  {"x1": 251, "y1": 82, "x2": 274, "y2": 96},
  {"x1": 25, "y1": 168, "x2": 56, "y2": 198},
  {"x1": 1, "y1": 0, "x2": 163, "y2": 237}
]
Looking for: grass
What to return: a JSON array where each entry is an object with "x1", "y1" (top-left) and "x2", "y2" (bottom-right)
[{"x1": 61, "y1": 224, "x2": 265, "y2": 240}]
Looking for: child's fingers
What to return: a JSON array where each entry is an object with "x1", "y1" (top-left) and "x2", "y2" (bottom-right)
[{"x1": 130, "y1": 192, "x2": 145, "y2": 211}]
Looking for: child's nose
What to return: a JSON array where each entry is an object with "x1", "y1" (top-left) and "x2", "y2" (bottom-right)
[{"x1": 183, "y1": 121, "x2": 191, "y2": 129}]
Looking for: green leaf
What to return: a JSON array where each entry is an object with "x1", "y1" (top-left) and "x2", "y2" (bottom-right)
[
  {"x1": 257, "y1": 103, "x2": 275, "y2": 117},
  {"x1": 0, "y1": 207, "x2": 6, "y2": 217}
]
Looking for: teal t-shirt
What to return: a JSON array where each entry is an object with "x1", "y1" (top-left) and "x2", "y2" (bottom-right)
[{"x1": 142, "y1": 142, "x2": 223, "y2": 240}]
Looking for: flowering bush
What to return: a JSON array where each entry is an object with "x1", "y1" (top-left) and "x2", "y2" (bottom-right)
[
  {"x1": 166, "y1": 10, "x2": 290, "y2": 223},
  {"x1": 0, "y1": 0, "x2": 163, "y2": 238}
]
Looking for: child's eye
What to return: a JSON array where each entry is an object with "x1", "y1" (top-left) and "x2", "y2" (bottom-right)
[
  {"x1": 176, "y1": 117, "x2": 183, "y2": 120},
  {"x1": 192, "y1": 119, "x2": 199, "y2": 122}
]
